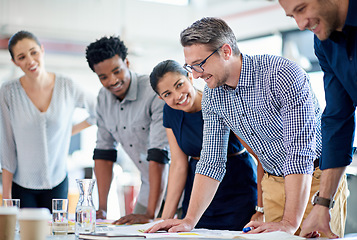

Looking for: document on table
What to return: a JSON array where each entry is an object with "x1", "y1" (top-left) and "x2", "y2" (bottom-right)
[{"x1": 95, "y1": 220, "x2": 305, "y2": 239}]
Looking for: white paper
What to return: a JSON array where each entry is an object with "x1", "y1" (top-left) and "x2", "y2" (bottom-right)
[{"x1": 94, "y1": 221, "x2": 305, "y2": 239}]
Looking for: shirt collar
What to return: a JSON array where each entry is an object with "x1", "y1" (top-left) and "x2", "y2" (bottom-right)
[
  {"x1": 329, "y1": 0, "x2": 357, "y2": 42},
  {"x1": 221, "y1": 53, "x2": 253, "y2": 92},
  {"x1": 121, "y1": 70, "x2": 138, "y2": 102}
]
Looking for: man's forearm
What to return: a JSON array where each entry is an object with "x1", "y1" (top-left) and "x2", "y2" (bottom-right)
[
  {"x1": 319, "y1": 167, "x2": 346, "y2": 199},
  {"x1": 185, "y1": 174, "x2": 220, "y2": 225},
  {"x1": 146, "y1": 161, "x2": 167, "y2": 218},
  {"x1": 283, "y1": 174, "x2": 312, "y2": 229},
  {"x1": 94, "y1": 159, "x2": 114, "y2": 211}
]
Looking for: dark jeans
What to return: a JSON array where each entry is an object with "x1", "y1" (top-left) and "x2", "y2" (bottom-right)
[{"x1": 12, "y1": 176, "x2": 68, "y2": 212}]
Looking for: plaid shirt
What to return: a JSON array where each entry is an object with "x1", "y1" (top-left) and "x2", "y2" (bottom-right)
[{"x1": 197, "y1": 54, "x2": 322, "y2": 181}]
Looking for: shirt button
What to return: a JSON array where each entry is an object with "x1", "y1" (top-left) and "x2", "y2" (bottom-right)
[
  {"x1": 123, "y1": 126, "x2": 126, "y2": 129},
  {"x1": 142, "y1": 127, "x2": 145, "y2": 130},
  {"x1": 139, "y1": 160, "x2": 142, "y2": 163},
  {"x1": 121, "y1": 107, "x2": 124, "y2": 110},
  {"x1": 130, "y1": 144, "x2": 133, "y2": 147}
]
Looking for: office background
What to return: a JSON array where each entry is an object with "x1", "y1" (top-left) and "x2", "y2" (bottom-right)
[{"x1": 0, "y1": 0, "x2": 356, "y2": 234}]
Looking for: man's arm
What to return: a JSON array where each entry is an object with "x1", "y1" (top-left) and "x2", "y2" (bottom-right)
[
  {"x1": 113, "y1": 160, "x2": 167, "y2": 225},
  {"x1": 146, "y1": 160, "x2": 166, "y2": 218},
  {"x1": 319, "y1": 167, "x2": 346, "y2": 201},
  {"x1": 282, "y1": 174, "x2": 312, "y2": 230},
  {"x1": 94, "y1": 159, "x2": 114, "y2": 219},
  {"x1": 146, "y1": 174, "x2": 219, "y2": 233},
  {"x1": 245, "y1": 173, "x2": 312, "y2": 234},
  {"x1": 300, "y1": 167, "x2": 346, "y2": 238}
]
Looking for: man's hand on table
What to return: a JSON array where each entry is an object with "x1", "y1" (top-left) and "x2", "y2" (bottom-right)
[
  {"x1": 300, "y1": 205, "x2": 337, "y2": 239},
  {"x1": 96, "y1": 209, "x2": 107, "y2": 219},
  {"x1": 144, "y1": 218, "x2": 195, "y2": 233},
  {"x1": 243, "y1": 219, "x2": 297, "y2": 235}
]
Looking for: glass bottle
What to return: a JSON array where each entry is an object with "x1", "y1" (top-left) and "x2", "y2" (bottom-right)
[{"x1": 75, "y1": 179, "x2": 96, "y2": 237}]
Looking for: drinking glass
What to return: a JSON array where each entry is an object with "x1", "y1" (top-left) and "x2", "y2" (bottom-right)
[{"x1": 52, "y1": 199, "x2": 69, "y2": 235}]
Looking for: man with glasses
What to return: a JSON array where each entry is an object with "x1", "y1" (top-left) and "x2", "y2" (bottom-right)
[
  {"x1": 146, "y1": 17, "x2": 346, "y2": 237},
  {"x1": 183, "y1": 46, "x2": 221, "y2": 73}
]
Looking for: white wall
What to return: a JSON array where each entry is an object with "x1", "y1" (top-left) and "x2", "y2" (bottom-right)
[{"x1": 0, "y1": 0, "x2": 299, "y2": 75}]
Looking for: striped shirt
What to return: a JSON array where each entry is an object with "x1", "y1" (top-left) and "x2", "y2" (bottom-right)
[
  {"x1": 0, "y1": 74, "x2": 96, "y2": 189},
  {"x1": 197, "y1": 54, "x2": 322, "y2": 181}
]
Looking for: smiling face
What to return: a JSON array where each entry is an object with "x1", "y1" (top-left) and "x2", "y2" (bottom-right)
[
  {"x1": 11, "y1": 38, "x2": 45, "y2": 77},
  {"x1": 157, "y1": 71, "x2": 201, "y2": 113},
  {"x1": 183, "y1": 44, "x2": 229, "y2": 89},
  {"x1": 93, "y1": 54, "x2": 131, "y2": 100},
  {"x1": 279, "y1": 0, "x2": 342, "y2": 41}
]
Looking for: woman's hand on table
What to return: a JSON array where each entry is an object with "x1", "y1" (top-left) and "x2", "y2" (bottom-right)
[
  {"x1": 144, "y1": 218, "x2": 195, "y2": 233},
  {"x1": 250, "y1": 211, "x2": 264, "y2": 222},
  {"x1": 96, "y1": 209, "x2": 107, "y2": 219}
]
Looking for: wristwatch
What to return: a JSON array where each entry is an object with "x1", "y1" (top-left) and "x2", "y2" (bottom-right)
[
  {"x1": 255, "y1": 206, "x2": 264, "y2": 213},
  {"x1": 311, "y1": 191, "x2": 335, "y2": 209}
]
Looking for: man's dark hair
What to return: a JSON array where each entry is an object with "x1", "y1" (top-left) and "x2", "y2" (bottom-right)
[
  {"x1": 85, "y1": 36, "x2": 128, "y2": 72},
  {"x1": 8, "y1": 30, "x2": 41, "y2": 60}
]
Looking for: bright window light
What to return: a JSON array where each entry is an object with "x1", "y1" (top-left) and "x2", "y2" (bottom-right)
[{"x1": 140, "y1": 0, "x2": 189, "y2": 6}]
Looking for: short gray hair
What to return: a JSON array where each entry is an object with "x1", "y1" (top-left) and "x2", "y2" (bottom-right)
[{"x1": 180, "y1": 17, "x2": 240, "y2": 56}]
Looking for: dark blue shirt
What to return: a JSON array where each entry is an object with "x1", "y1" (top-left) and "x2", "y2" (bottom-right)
[
  {"x1": 163, "y1": 104, "x2": 257, "y2": 230},
  {"x1": 314, "y1": 0, "x2": 357, "y2": 170}
]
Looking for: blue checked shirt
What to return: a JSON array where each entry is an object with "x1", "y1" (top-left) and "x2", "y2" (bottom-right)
[{"x1": 197, "y1": 54, "x2": 322, "y2": 181}]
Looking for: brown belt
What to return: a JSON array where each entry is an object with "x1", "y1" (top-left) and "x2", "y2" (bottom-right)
[{"x1": 191, "y1": 148, "x2": 247, "y2": 161}]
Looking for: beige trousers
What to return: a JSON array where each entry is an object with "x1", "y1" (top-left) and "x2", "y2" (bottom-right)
[{"x1": 261, "y1": 168, "x2": 348, "y2": 237}]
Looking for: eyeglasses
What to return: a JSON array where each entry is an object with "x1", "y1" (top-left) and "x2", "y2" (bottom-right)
[{"x1": 183, "y1": 47, "x2": 221, "y2": 73}]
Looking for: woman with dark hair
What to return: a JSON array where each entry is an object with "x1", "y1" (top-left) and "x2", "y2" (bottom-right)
[
  {"x1": 149, "y1": 59, "x2": 259, "y2": 230},
  {"x1": 0, "y1": 30, "x2": 96, "y2": 210}
]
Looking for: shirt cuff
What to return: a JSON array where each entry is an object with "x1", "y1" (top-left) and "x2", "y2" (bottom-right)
[
  {"x1": 93, "y1": 149, "x2": 117, "y2": 162},
  {"x1": 147, "y1": 148, "x2": 169, "y2": 164}
]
